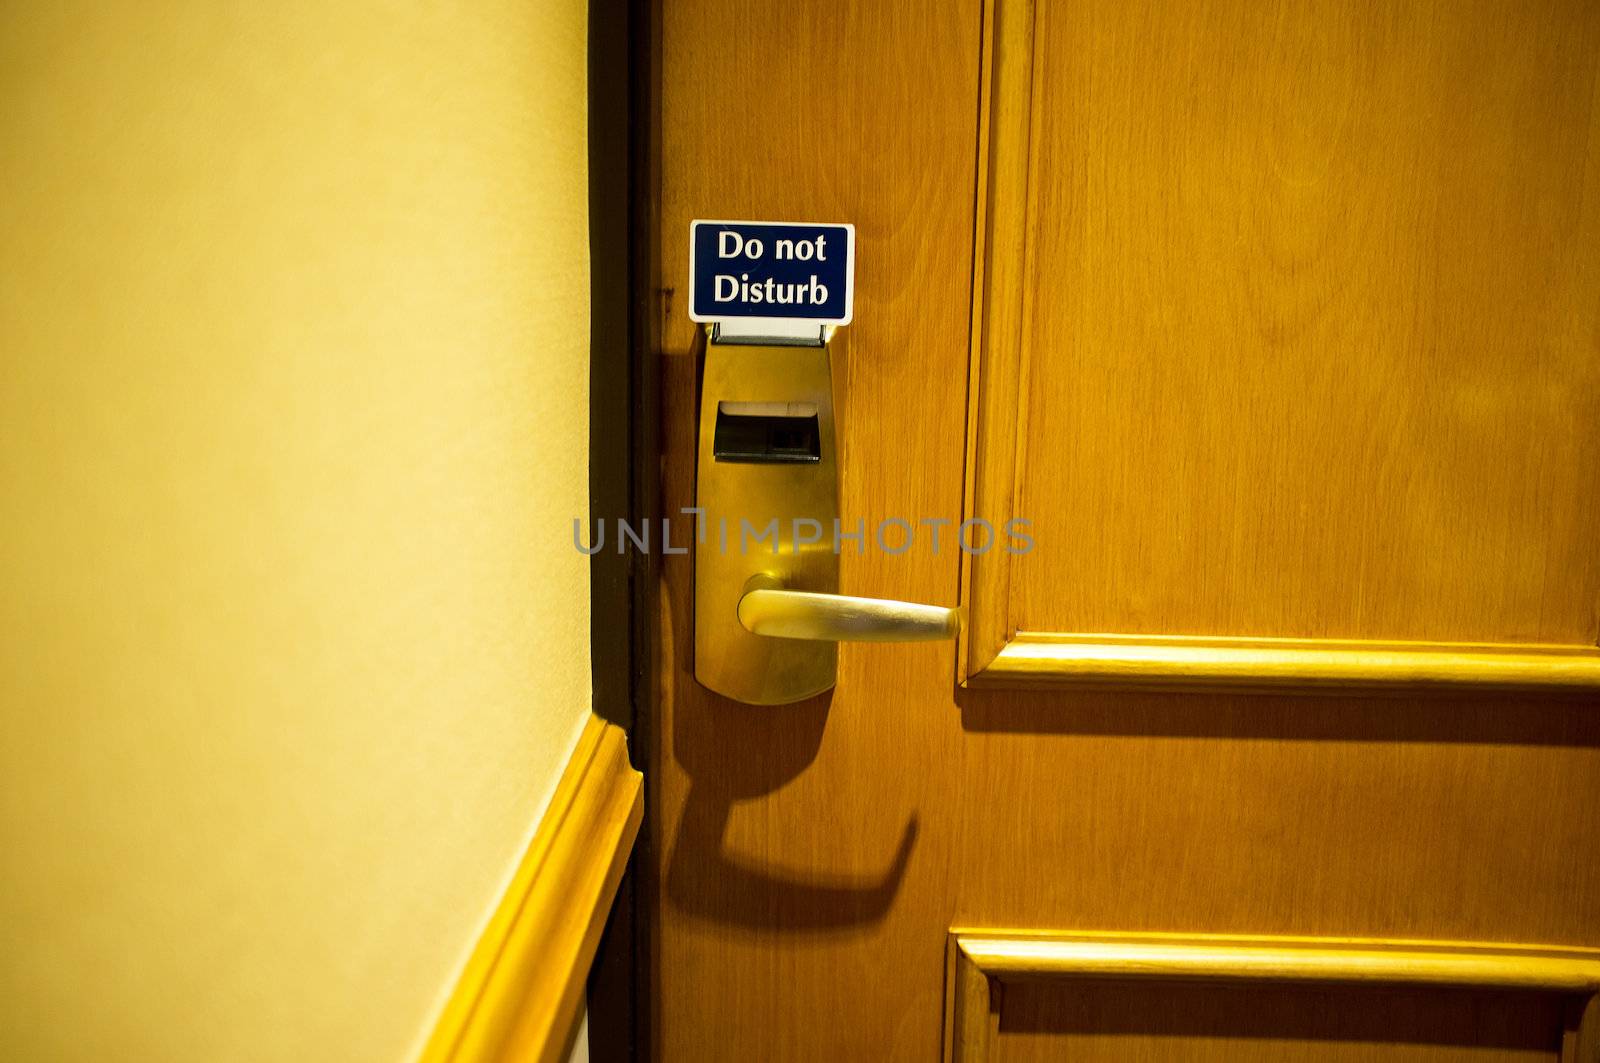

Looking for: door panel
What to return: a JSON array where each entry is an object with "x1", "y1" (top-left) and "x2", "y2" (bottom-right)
[
  {"x1": 1018, "y1": 0, "x2": 1600, "y2": 645},
  {"x1": 948, "y1": 932, "x2": 1600, "y2": 1061},
  {"x1": 652, "y1": 1, "x2": 1600, "y2": 1060},
  {"x1": 993, "y1": 982, "x2": 1564, "y2": 1063},
  {"x1": 964, "y1": 0, "x2": 1600, "y2": 691}
]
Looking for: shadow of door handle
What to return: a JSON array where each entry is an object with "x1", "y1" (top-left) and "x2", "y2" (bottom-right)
[{"x1": 737, "y1": 574, "x2": 962, "y2": 642}]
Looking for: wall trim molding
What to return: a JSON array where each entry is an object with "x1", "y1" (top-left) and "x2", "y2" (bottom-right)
[
  {"x1": 420, "y1": 714, "x2": 643, "y2": 1063},
  {"x1": 944, "y1": 929, "x2": 1600, "y2": 1062}
]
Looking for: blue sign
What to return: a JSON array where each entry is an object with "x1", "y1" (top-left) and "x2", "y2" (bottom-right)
[{"x1": 689, "y1": 220, "x2": 854, "y2": 325}]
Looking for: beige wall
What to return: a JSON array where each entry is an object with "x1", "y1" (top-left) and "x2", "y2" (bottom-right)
[{"x1": 0, "y1": 3, "x2": 592, "y2": 1060}]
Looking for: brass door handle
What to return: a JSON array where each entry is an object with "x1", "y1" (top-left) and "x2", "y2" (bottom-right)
[{"x1": 736, "y1": 575, "x2": 961, "y2": 642}]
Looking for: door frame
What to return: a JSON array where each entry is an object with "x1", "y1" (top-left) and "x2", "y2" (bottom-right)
[{"x1": 585, "y1": 0, "x2": 662, "y2": 1059}]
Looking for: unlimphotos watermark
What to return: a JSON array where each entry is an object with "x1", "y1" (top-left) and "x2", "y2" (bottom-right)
[{"x1": 574, "y1": 509, "x2": 1033, "y2": 556}]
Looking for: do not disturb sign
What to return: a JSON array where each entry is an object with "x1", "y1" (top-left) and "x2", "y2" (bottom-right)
[{"x1": 689, "y1": 220, "x2": 854, "y2": 325}]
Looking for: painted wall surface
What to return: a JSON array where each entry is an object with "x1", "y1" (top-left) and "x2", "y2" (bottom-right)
[{"x1": 0, "y1": 3, "x2": 592, "y2": 1060}]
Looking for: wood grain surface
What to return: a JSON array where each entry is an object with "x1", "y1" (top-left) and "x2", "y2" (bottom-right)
[
  {"x1": 1006, "y1": 0, "x2": 1600, "y2": 647},
  {"x1": 651, "y1": 0, "x2": 1600, "y2": 1059},
  {"x1": 995, "y1": 982, "x2": 1564, "y2": 1063}
]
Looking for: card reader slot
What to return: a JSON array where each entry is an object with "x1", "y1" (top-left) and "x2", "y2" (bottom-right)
[{"x1": 713, "y1": 402, "x2": 822, "y2": 464}]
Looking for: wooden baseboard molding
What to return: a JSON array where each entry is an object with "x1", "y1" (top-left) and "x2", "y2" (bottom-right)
[{"x1": 420, "y1": 714, "x2": 643, "y2": 1063}]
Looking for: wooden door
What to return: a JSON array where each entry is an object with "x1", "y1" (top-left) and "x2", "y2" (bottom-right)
[{"x1": 650, "y1": 1, "x2": 1600, "y2": 1059}]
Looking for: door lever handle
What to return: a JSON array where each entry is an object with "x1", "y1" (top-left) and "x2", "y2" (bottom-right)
[{"x1": 737, "y1": 575, "x2": 961, "y2": 642}]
